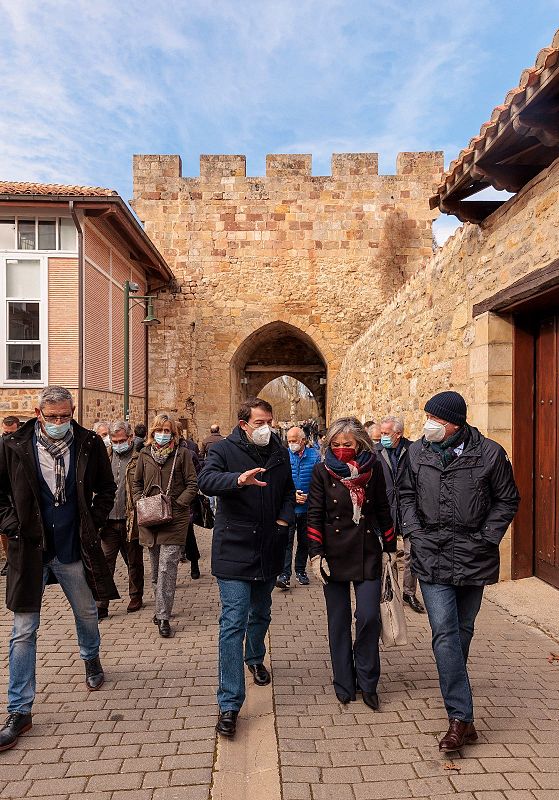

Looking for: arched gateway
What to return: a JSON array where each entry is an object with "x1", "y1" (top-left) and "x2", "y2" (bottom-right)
[
  {"x1": 132, "y1": 150, "x2": 442, "y2": 436},
  {"x1": 231, "y1": 322, "x2": 327, "y2": 426}
]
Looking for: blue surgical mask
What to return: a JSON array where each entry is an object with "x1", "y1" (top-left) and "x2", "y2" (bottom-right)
[
  {"x1": 112, "y1": 441, "x2": 131, "y2": 455},
  {"x1": 380, "y1": 435, "x2": 394, "y2": 449},
  {"x1": 44, "y1": 421, "x2": 71, "y2": 440},
  {"x1": 154, "y1": 432, "x2": 172, "y2": 446}
]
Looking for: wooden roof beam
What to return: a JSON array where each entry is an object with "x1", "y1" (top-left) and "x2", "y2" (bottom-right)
[
  {"x1": 470, "y1": 163, "x2": 540, "y2": 192},
  {"x1": 512, "y1": 110, "x2": 559, "y2": 148},
  {"x1": 440, "y1": 198, "x2": 505, "y2": 224}
]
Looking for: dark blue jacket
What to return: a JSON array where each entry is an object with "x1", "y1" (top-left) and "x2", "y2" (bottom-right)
[
  {"x1": 198, "y1": 426, "x2": 296, "y2": 580},
  {"x1": 289, "y1": 446, "x2": 320, "y2": 515},
  {"x1": 33, "y1": 435, "x2": 80, "y2": 564}
]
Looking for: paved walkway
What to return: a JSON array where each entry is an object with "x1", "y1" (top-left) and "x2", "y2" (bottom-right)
[{"x1": 1, "y1": 529, "x2": 559, "y2": 800}]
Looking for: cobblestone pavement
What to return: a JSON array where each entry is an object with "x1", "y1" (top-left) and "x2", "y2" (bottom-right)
[{"x1": 1, "y1": 530, "x2": 559, "y2": 800}]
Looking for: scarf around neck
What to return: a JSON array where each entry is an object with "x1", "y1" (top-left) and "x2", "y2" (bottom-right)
[
  {"x1": 430, "y1": 425, "x2": 469, "y2": 467},
  {"x1": 35, "y1": 420, "x2": 74, "y2": 504},
  {"x1": 150, "y1": 439, "x2": 176, "y2": 465},
  {"x1": 324, "y1": 448, "x2": 376, "y2": 524}
]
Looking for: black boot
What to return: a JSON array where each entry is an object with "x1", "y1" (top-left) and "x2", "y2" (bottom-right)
[
  {"x1": 362, "y1": 691, "x2": 379, "y2": 710},
  {"x1": 85, "y1": 656, "x2": 105, "y2": 691},
  {"x1": 0, "y1": 712, "x2": 32, "y2": 751},
  {"x1": 190, "y1": 561, "x2": 200, "y2": 579},
  {"x1": 216, "y1": 710, "x2": 238, "y2": 737},
  {"x1": 158, "y1": 619, "x2": 171, "y2": 638}
]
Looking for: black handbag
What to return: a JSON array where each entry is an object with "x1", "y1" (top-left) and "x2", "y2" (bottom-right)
[{"x1": 192, "y1": 493, "x2": 215, "y2": 529}]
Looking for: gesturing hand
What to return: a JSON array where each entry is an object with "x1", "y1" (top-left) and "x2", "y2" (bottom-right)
[{"x1": 237, "y1": 468, "x2": 267, "y2": 487}]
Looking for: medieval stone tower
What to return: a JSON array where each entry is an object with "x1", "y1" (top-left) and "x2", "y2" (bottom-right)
[{"x1": 132, "y1": 151, "x2": 443, "y2": 437}]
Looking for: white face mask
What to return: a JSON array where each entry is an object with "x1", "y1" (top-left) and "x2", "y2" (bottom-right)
[
  {"x1": 102, "y1": 435, "x2": 111, "y2": 447},
  {"x1": 249, "y1": 423, "x2": 271, "y2": 447},
  {"x1": 423, "y1": 418, "x2": 447, "y2": 443},
  {"x1": 288, "y1": 442, "x2": 302, "y2": 453}
]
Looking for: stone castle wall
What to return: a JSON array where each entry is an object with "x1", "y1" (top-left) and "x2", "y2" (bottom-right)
[
  {"x1": 329, "y1": 156, "x2": 559, "y2": 578},
  {"x1": 132, "y1": 151, "x2": 443, "y2": 437}
]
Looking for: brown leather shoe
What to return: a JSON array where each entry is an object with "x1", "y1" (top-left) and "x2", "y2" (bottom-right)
[
  {"x1": 127, "y1": 597, "x2": 143, "y2": 613},
  {"x1": 439, "y1": 719, "x2": 478, "y2": 752}
]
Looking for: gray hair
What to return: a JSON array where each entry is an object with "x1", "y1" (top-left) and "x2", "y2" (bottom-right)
[
  {"x1": 109, "y1": 420, "x2": 132, "y2": 437},
  {"x1": 93, "y1": 419, "x2": 110, "y2": 433},
  {"x1": 38, "y1": 385, "x2": 74, "y2": 409},
  {"x1": 287, "y1": 426, "x2": 305, "y2": 439},
  {"x1": 324, "y1": 416, "x2": 375, "y2": 454},
  {"x1": 380, "y1": 415, "x2": 404, "y2": 434}
]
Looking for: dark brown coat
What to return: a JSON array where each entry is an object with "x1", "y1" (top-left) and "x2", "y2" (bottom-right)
[
  {"x1": 132, "y1": 445, "x2": 198, "y2": 547},
  {"x1": 0, "y1": 419, "x2": 118, "y2": 613}
]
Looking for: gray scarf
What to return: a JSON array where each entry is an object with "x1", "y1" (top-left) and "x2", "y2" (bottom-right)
[{"x1": 35, "y1": 420, "x2": 74, "y2": 504}]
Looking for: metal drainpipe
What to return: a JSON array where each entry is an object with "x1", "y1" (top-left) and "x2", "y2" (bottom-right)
[
  {"x1": 69, "y1": 201, "x2": 84, "y2": 423},
  {"x1": 144, "y1": 283, "x2": 150, "y2": 426}
]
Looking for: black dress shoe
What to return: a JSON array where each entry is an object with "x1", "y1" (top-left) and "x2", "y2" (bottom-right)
[
  {"x1": 158, "y1": 619, "x2": 171, "y2": 638},
  {"x1": 362, "y1": 692, "x2": 379, "y2": 710},
  {"x1": 0, "y1": 712, "x2": 32, "y2": 751},
  {"x1": 247, "y1": 663, "x2": 271, "y2": 686},
  {"x1": 403, "y1": 593, "x2": 425, "y2": 613},
  {"x1": 85, "y1": 656, "x2": 105, "y2": 691},
  {"x1": 215, "y1": 710, "x2": 238, "y2": 737},
  {"x1": 190, "y1": 562, "x2": 201, "y2": 579},
  {"x1": 336, "y1": 693, "x2": 351, "y2": 705},
  {"x1": 97, "y1": 607, "x2": 109, "y2": 621}
]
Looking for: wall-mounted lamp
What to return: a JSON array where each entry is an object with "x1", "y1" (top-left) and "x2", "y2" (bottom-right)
[{"x1": 124, "y1": 280, "x2": 161, "y2": 420}]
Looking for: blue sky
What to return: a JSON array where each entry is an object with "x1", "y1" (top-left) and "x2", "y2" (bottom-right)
[{"x1": 1, "y1": 1, "x2": 558, "y2": 242}]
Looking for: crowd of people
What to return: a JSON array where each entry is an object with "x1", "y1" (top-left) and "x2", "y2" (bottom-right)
[{"x1": 0, "y1": 385, "x2": 519, "y2": 758}]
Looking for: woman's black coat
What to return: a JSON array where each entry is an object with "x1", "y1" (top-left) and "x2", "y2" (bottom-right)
[
  {"x1": 399, "y1": 425, "x2": 520, "y2": 586},
  {"x1": 306, "y1": 457, "x2": 395, "y2": 582},
  {"x1": 198, "y1": 426, "x2": 296, "y2": 580},
  {"x1": 0, "y1": 419, "x2": 118, "y2": 612}
]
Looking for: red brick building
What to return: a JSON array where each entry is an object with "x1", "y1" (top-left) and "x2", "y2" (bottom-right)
[{"x1": 0, "y1": 182, "x2": 173, "y2": 426}]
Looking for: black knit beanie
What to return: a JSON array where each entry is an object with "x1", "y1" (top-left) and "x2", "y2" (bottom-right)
[{"x1": 424, "y1": 391, "x2": 467, "y2": 426}]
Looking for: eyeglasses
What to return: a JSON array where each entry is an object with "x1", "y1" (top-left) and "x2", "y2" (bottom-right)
[{"x1": 42, "y1": 413, "x2": 73, "y2": 423}]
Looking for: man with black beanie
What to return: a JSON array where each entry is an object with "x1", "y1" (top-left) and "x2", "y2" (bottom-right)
[{"x1": 399, "y1": 390, "x2": 519, "y2": 752}]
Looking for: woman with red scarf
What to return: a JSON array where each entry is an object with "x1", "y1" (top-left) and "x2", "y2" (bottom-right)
[{"x1": 307, "y1": 417, "x2": 395, "y2": 708}]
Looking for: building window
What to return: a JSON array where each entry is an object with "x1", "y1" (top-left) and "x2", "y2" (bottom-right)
[
  {"x1": 0, "y1": 256, "x2": 47, "y2": 385},
  {"x1": 0, "y1": 216, "x2": 77, "y2": 252}
]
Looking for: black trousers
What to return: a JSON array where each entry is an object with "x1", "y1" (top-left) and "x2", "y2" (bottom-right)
[
  {"x1": 97, "y1": 519, "x2": 144, "y2": 610},
  {"x1": 182, "y1": 521, "x2": 200, "y2": 563},
  {"x1": 323, "y1": 579, "x2": 382, "y2": 700}
]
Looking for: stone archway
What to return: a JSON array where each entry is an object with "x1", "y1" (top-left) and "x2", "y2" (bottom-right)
[{"x1": 230, "y1": 322, "x2": 327, "y2": 427}]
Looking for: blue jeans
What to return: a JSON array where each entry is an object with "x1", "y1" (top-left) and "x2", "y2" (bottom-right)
[
  {"x1": 8, "y1": 558, "x2": 100, "y2": 714},
  {"x1": 419, "y1": 581, "x2": 484, "y2": 723},
  {"x1": 216, "y1": 577, "x2": 276, "y2": 711},
  {"x1": 282, "y1": 512, "x2": 309, "y2": 578}
]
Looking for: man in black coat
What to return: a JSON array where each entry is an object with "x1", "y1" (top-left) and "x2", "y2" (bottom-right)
[
  {"x1": 399, "y1": 391, "x2": 519, "y2": 753},
  {"x1": 0, "y1": 386, "x2": 117, "y2": 752},
  {"x1": 198, "y1": 397, "x2": 295, "y2": 739},
  {"x1": 378, "y1": 415, "x2": 424, "y2": 613}
]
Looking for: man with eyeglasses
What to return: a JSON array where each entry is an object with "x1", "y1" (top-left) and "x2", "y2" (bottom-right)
[{"x1": 0, "y1": 385, "x2": 117, "y2": 752}]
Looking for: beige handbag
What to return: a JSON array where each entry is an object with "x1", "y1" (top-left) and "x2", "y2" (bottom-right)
[
  {"x1": 136, "y1": 449, "x2": 178, "y2": 528},
  {"x1": 380, "y1": 554, "x2": 408, "y2": 647}
]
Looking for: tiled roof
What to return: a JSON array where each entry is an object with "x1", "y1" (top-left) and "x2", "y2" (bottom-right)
[
  {"x1": 432, "y1": 28, "x2": 559, "y2": 206},
  {"x1": 0, "y1": 181, "x2": 118, "y2": 197}
]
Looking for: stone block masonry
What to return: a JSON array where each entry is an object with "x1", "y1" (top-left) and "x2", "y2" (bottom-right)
[{"x1": 132, "y1": 151, "x2": 443, "y2": 436}]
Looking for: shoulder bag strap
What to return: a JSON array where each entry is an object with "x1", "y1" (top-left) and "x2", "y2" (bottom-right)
[{"x1": 164, "y1": 448, "x2": 179, "y2": 495}]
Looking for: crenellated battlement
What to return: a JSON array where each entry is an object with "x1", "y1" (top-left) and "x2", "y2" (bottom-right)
[{"x1": 132, "y1": 151, "x2": 444, "y2": 185}]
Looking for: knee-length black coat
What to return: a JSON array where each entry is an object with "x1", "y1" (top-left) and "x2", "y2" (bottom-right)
[
  {"x1": 0, "y1": 419, "x2": 118, "y2": 612},
  {"x1": 307, "y1": 458, "x2": 395, "y2": 582}
]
